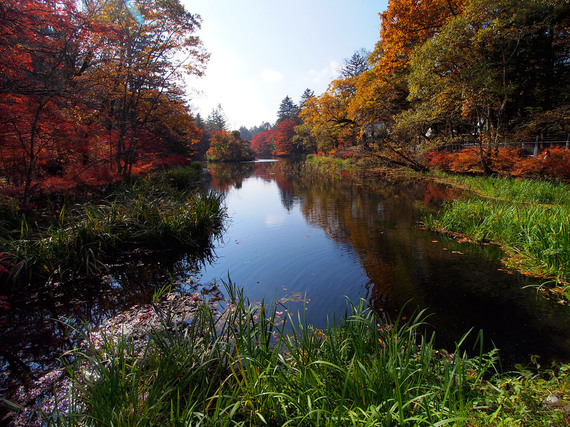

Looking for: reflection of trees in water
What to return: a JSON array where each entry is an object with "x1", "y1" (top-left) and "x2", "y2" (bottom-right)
[
  {"x1": 287, "y1": 170, "x2": 570, "y2": 365},
  {"x1": 208, "y1": 162, "x2": 255, "y2": 191}
]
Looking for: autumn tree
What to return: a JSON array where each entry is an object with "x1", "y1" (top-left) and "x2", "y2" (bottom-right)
[
  {"x1": 206, "y1": 130, "x2": 255, "y2": 162},
  {"x1": 85, "y1": 0, "x2": 208, "y2": 176},
  {"x1": 408, "y1": 0, "x2": 569, "y2": 172},
  {"x1": 250, "y1": 128, "x2": 276, "y2": 157},
  {"x1": 273, "y1": 119, "x2": 299, "y2": 156},
  {"x1": 0, "y1": 0, "x2": 98, "y2": 204}
]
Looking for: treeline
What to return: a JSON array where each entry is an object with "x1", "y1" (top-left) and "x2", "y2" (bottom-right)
[
  {"x1": 0, "y1": 0, "x2": 206, "y2": 205},
  {"x1": 247, "y1": 0, "x2": 569, "y2": 173}
]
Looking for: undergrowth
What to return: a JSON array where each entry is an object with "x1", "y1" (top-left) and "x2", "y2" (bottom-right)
[{"x1": 0, "y1": 164, "x2": 226, "y2": 287}]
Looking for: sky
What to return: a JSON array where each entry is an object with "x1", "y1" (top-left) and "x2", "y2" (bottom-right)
[{"x1": 180, "y1": 0, "x2": 389, "y2": 130}]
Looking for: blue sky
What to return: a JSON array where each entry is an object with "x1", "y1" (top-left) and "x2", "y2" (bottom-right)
[{"x1": 181, "y1": 0, "x2": 389, "y2": 129}]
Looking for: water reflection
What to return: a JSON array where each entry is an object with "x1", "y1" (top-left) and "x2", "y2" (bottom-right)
[
  {"x1": 0, "y1": 248, "x2": 218, "y2": 405},
  {"x1": 205, "y1": 160, "x2": 570, "y2": 366}
]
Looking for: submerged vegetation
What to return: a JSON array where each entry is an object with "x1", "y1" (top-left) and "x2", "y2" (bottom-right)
[
  {"x1": 35, "y1": 285, "x2": 569, "y2": 426},
  {"x1": 0, "y1": 164, "x2": 226, "y2": 288}
]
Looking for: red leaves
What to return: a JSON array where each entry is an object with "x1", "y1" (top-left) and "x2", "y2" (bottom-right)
[
  {"x1": 274, "y1": 119, "x2": 297, "y2": 157},
  {"x1": 251, "y1": 128, "x2": 276, "y2": 157},
  {"x1": 429, "y1": 147, "x2": 570, "y2": 180}
]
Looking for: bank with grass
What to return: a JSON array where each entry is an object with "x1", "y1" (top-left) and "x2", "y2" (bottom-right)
[
  {"x1": 32, "y1": 285, "x2": 569, "y2": 426},
  {"x1": 0, "y1": 163, "x2": 226, "y2": 289},
  {"x1": 422, "y1": 173, "x2": 570, "y2": 301}
]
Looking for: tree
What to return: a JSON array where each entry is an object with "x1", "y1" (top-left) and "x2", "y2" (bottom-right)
[
  {"x1": 274, "y1": 118, "x2": 298, "y2": 156},
  {"x1": 339, "y1": 48, "x2": 371, "y2": 79},
  {"x1": 206, "y1": 130, "x2": 255, "y2": 162},
  {"x1": 277, "y1": 96, "x2": 299, "y2": 122},
  {"x1": 408, "y1": 0, "x2": 569, "y2": 172},
  {"x1": 86, "y1": 0, "x2": 208, "y2": 176},
  {"x1": 239, "y1": 126, "x2": 253, "y2": 141},
  {"x1": 250, "y1": 128, "x2": 276, "y2": 157},
  {"x1": 0, "y1": 0, "x2": 97, "y2": 204},
  {"x1": 206, "y1": 104, "x2": 228, "y2": 132},
  {"x1": 299, "y1": 89, "x2": 315, "y2": 109}
]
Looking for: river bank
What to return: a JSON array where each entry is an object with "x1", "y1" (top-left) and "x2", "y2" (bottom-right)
[
  {"x1": 305, "y1": 154, "x2": 570, "y2": 302},
  {"x1": 8, "y1": 284, "x2": 570, "y2": 426},
  {"x1": 3, "y1": 159, "x2": 570, "y2": 425}
]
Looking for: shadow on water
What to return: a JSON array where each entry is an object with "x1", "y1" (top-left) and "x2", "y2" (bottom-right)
[{"x1": 205, "y1": 160, "x2": 570, "y2": 367}]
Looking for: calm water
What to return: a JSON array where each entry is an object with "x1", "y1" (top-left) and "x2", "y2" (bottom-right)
[
  {"x1": 2, "y1": 159, "x2": 570, "y2": 404},
  {"x1": 201, "y1": 160, "x2": 570, "y2": 364}
]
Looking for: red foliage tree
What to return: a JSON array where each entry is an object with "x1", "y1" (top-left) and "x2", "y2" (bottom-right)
[
  {"x1": 0, "y1": 0, "x2": 99, "y2": 204},
  {"x1": 274, "y1": 119, "x2": 297, "y2": 157},
  {"x1": 250, "y1": 128, "x2": 276, "y2": 157}
]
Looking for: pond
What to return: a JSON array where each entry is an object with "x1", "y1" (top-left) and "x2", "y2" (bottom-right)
[
  {"x1": 2, "y1": 159, "x2": 570, "y2": 411},
  {"x1": 201, "y1": 160, "x2": 570, "y2": 365}
]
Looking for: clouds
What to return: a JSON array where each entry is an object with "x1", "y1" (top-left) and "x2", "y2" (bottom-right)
[
  {"x1": 260, "y1": 69, "x2": 283, "y2": 83},
  {"x1": 308, "y1": 61, "x2": 341, "y2": 85}
]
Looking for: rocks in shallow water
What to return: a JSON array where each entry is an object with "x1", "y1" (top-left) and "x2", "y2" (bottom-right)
[{"x1": 7, "y1": 292, "x2": 210, "y2": 426}]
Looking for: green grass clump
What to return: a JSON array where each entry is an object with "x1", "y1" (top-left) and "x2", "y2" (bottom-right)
[
  {"x1": 424, "y1": 174, "x2": 570, "y2": 285},
  {"x1": 44, "y1": 284, "x2": 500, "y2": 426},
  {"x1": 41, "y1": 285, "x2": 570, "y2": 426},
  {"x1": 1, "y1": 165, "x2": 225, "y2": 286},
  {"x1": 445, "y1": 174, "x2": 570, "y2": 207}
]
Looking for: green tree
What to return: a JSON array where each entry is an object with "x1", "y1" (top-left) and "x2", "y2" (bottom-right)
[
  {"x1": 206, "y1": 103, "x2": 227, "y2": 132},
  {"x1": 277, "y1": 95, "x2": 299, "y2": 122}
]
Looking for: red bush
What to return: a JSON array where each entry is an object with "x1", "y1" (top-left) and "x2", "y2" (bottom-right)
[{"x1": 429, "y1": 147, "x2": 570, "y2": 180}]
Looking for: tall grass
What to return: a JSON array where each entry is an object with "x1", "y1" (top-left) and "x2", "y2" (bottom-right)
[
  {"x1": 1, "y1": 165, "x2": 226, "y2": 286},
  {"x1": 424, "y1": 198, "x2": 570, "y2": 281},
  {"x1": 49, "y1": 284, "x2": 503, "y2": 426},
  {"x1": 437, "y1": 173, "x2": 570, "y2": 207}
]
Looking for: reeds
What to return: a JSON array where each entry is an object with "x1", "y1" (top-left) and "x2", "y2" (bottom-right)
[
  {"x1": 1, "y1": 165, "x2": 226, "y2": 286},
  {"x1": 51, "y1": 284, "x2": 502, "y2": 426},
  {"x1": 424, "y1": 191, "x2": 570, "y2": 282}
]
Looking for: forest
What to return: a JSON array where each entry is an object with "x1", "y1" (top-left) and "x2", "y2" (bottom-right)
[
  {"x1": 0, "y1": 0, "x2": 207, "y2": 207},
  {"x1": 243, "y1": 0, "x2": 569, "y2": 180},
  {"x1": 1, "y1": 0, "x2": 569, "y2": 208},
  {"x1": 2, "y1": 0, "x2": 570, "y2": 425}
]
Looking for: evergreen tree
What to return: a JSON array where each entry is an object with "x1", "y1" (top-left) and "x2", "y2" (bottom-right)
[
  {"x1": 277, "y1": 96, "x2": 299, "y2": 122},
  {"x1": 300, "y1": 89, "x2": 315, "y2": 109},
  {"x1": 339, "y1": 48, "x2": 370, "y2": 79},
  {"x1": 206, "y1": 104, "x2": 227, "y2": 132}
]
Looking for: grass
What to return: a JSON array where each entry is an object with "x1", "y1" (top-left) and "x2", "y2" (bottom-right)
[
  {"x1": 0, "y1": 164, "x2": 226, "y2": 287},
  {"x1": 36, "y1": 283, "x2": 570, "y2": 426},
  {"x1": 434, "y1": 172, "x2": 570, "y2": 207},
  {"x1": 423, "y1": 174, "x2": 570, "y2": 294}
]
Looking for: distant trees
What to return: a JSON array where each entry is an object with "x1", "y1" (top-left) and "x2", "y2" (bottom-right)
[
  {"x1": 206, "y1": 130, "x2": 255, "y2": 162},
  {"x1": 247, "y1": 91, "x2": 316, "y2": 157},
  {"x1": 206, "y1": 104, "x2": 228, "y2": 132}
]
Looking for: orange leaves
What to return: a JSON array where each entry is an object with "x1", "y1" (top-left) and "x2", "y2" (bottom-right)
[
  {"x1": 429, "y1": 147, "x2": 570, "y2": 180},
  {"x1": 376, "y1": 0, "x2": 465, "y2": 74}
]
